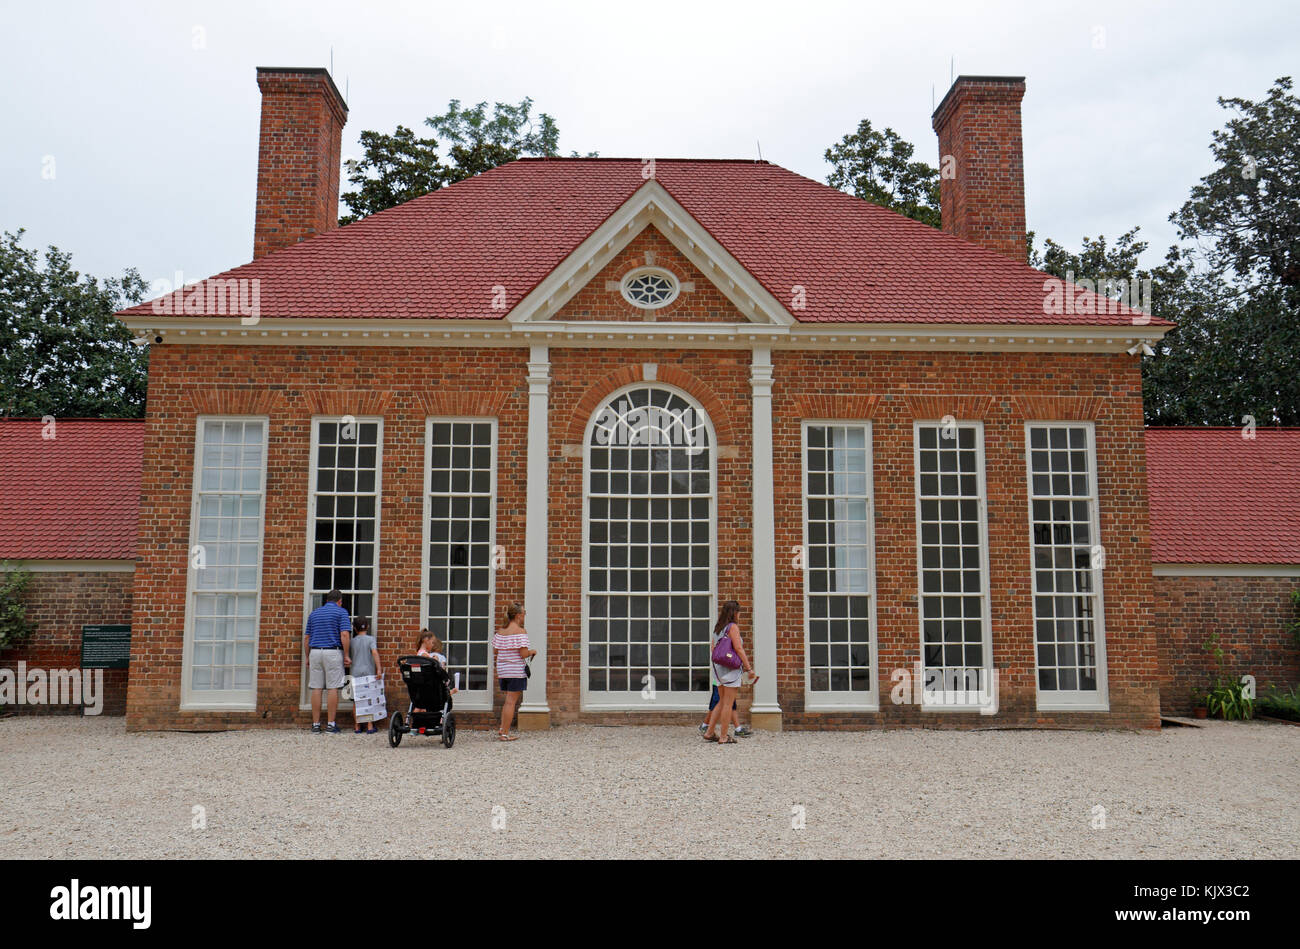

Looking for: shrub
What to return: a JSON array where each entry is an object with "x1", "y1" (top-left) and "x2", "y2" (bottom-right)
[
  {"x1": 1256, "y1": 684, "x2": 1300, "y2": 722},
  {"x1": 0, "y1": 564, "x2": 36, "y2": 651}
]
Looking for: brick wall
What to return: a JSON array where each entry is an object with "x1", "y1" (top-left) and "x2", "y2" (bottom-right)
[
  {"x1": 771, "y1": 349, "x2": 1160, "y2": 729},
  {"x1": 932, "y1": 76, "x2": 1027, "y2": 262},
  {"x1": 252, "y1": 68, "x2": 347, "y2": 260},
  {"x1": 129, "y1": 332, "x2": 1169, "y2": 730},
  {"x1": 0, "y1": 569, "x2": 132, "y2": 715},
  {"x1": 127, "y1": 344, "x2": 529, "y2": 731},
  {"x1": 1153, "y1": 574, "x2": 1299, "y2": 713}
]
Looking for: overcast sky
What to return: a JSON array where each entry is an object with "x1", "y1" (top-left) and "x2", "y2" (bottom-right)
[{"x1": 2, "y1": 0, "x2": 1296, "y2": 289}]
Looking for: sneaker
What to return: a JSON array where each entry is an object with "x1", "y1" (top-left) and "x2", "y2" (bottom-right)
[
  {"x1": 698, "y1": 722, "x2": 709, "y2": 735},
  {"x1": 325, "y1": 723, "x2": 341, "y2": 734},
  {"x1": 734, "y1": 725, "x2": 754, "y2": 737},
  {"x1": 310, "y1": 723, "x2": 322, "y2": 735}
]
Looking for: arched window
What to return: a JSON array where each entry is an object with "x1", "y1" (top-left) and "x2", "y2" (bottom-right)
[{"x1": 584, "y1": 385, "x2": 714, "y2": 706}]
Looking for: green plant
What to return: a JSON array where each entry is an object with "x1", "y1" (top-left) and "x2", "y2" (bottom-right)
[
  {"x1": 0, "y1": 563, "x2": 36, "y2": 651},
  {"x1": 1206, "y1": 680, "x2": 1255, "y2": 720},
  {"x1": 1256, "y1": 683, "x2": 1300, "y2": 722}
]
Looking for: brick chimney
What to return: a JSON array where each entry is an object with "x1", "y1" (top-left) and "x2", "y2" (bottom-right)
[
  {"x1": 931, "y1": 75, "x2": 1027, "y2": 262},
  {"x1": 253, "y1": 67, "x2": 348, "y2": 259}
]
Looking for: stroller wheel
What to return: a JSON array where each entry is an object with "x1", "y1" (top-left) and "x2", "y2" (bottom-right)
[
  {"x1": 441, "y1": 713, "x2": 455, "y2": 748},
  {"x1": 388, "y1": 712, "x2": 403, "y2": 748}
]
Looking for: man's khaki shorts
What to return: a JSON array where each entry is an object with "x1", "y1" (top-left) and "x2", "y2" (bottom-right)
[{"x1": 309, "y1": 648, "x2": 345, "y2": 690}]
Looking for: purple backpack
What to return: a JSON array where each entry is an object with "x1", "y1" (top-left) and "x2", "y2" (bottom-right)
[{"x1": 711, "y1": 623, "x2": 743, "y2": 669}]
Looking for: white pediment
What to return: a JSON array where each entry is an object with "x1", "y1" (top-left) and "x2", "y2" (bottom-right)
[{"x1": 507, "y1": 179, "x2": 796, "y2": 326}]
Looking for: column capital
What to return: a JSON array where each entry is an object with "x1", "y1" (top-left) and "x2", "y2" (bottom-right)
[
  {"x1": 750, "y1": 345, "x2": 773, "y2": 393},
  {"x1": 527, "y1": 344, "x2": 550, "y2": 394}
]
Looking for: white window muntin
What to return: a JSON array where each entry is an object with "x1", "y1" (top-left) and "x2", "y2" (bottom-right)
[
  {"x1": 619, "y1": 267, "x2": 680, "y2": 309},
  {"x1": 581, "y1": 383, "x2": 717, "y2": 710},
  {"x1": 421, "y1": 418, "x2": 496, "y2": 710},
  {"x1": 1024, "y1": 422, "x2": 1109, "y2": 711},
  {"x1": 180, "y1": 416, "x2": 268, "y2": 711},
  {"x1": 299, "y1": 416, "x2": 384, "y2": 709},
  {"x1": 801, "y1": 421, "x2": 878, "y2": 710},
  {"x1": 912, "y1": 420, "x2": 994, "y2": 711}
]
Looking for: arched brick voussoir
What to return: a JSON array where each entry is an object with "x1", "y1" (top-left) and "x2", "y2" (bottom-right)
[
  {"x1": 302, "y1": 390, "x2": 393, "y2": 417},
  {"x1": 415, "y1": 390, "x2": 510, "y2": 417},
  {"x1": 186, "y1": 388, "x2": 284, "y2": 416},
  {"x1": 565, "y1": 364, "x2": 737, "y2": 445}
]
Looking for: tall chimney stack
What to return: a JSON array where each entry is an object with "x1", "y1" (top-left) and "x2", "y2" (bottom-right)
[
  {"x1": 931, "y1": 76, "x2": 1027, "y2": 262},
  {"x1": 253, "y1": 67, "x2": 348, "y2": 260}
]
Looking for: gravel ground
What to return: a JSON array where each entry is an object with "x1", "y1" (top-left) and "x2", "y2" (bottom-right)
[{"x1": 1, "y1": 717, "x2": 1296, "y2": 859}]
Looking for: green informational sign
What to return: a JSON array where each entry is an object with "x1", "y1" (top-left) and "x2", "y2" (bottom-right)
[{"x1": 81, "y1": 625, "x2": 131, "y2": 669}]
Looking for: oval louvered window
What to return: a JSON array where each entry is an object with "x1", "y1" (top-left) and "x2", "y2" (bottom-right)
[{"x1": 620, "y1": 268, "x2": 679, "y2": 309}]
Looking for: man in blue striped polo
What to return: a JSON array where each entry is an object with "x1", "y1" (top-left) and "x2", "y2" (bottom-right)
[{"x1": 304, "y1": 589, "x2": 352, "y2": 734}]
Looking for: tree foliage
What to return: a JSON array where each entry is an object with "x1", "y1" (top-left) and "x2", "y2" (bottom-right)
[
  {"x1": 1029, "y1": 78, "x2": 1300, "y2": 425},
  {"x1": 0, "y1": 230, "x2": 147, "y2": 419},
  {"x1": 825, "y1": 119, "x2": 942, "y2": 227},
  {"x1": 340, "y1": 97, "x2": 589, "y2": 224},
  {"x1": 1171, "y1": 77, "x2": 1300, "y2": 289},
  {"x1": 0, "y1": 564, "x2": 36, "y2": 652}
]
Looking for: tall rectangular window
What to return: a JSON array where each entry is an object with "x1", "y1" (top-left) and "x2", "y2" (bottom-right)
[
  {"x1": 914, "y1": 422, "x2": 991, "y2": 707},
  {"x1": 424, "y1": 419, "x2": 495, "y2": 706},
  {"x1": 184, "y1": 418, "x2": 267, "y2": 709},
  {"x1": 803, "y1": 422, "x2": 876, "y2": 707},
  {"x1": 306, "y1": 418, "x2": 382, "y2": 622},
  {"x1": 1026, "y1": 423, "x2": 1107, "y2": 708}
]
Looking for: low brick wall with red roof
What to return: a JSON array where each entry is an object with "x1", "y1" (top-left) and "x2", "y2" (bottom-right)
[
  {"x1": 0, "y1": 569, "x2": 132, "y2": 716},
  {"x1": 1153, "y1": 575, "x2": 1299, "y2": 714}
]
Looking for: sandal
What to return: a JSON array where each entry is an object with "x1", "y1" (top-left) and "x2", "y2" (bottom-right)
[
  {"x1": 703, "y1": 733, "x2": 719, "y2": 742},
  {"x1": 498, "y1": 732, "x2": 518, "y2": 742},
  {"x1": 719, "y1": 737, "x2": 738, "y2": 744}
]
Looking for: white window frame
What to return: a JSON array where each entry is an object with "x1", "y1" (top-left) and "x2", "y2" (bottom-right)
[
  {"x1": 1024, "y1": 421, "x2": 1110, "y2": 711},
  {"x1": 619, "y1": 267, "x2": 680, "y2": 309},
  {"x1": 801, "y1": 420, "x2": 879, "y2": 711},
  {"x1": 912, "y1": 420, "x2": 994, "y2": 712},
  {"x1": 420, "y1": 417, "x2": 497, "y2": 711},
  {"x1": 298, "y1": 416, "x2": 384, "y2": 710},
  {"x1": 180, "y1": 415, "x2": 269, "y2": 711},
  {"x1": 580, "y1": 382, "x2": 717, "y2": 711}
]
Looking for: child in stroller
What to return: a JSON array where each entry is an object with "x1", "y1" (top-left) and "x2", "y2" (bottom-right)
[{"x1": 389, "y1": 652, "x2": 456, "y2": 749}]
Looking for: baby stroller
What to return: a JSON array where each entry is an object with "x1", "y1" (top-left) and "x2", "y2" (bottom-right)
[{"x1": 389, "y1": 655, "x2": 455, "y2": 749}]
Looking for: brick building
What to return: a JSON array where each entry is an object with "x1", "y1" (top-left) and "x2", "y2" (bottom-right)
[
  {"x1": 4, "y1": 68, "x2": 1293, "y2": 730},
  {"x1": 0, "y1": 420, "x2": 140, "y2": 715},
  {"x1": 1147, "y1": 429, "x2": 1300, "y2": 713}
]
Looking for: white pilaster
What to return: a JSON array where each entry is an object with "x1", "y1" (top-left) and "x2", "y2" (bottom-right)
[
  {"x1": 519, "y1": 345, "x2": 550, "y2": 722},
  {"x1": 749, "y1": 347, "x2": 782, "y2": 726}
]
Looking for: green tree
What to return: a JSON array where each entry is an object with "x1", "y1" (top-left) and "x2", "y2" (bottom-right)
[
  {"x1": 340, "y1": 97, "x2": 590, "y2": 224},
  {"x1": 825, "y1": 119, "x2": 942, "y2": 227},
  {"x1": 338, "y1": 126, "x2": 449, "y2": 225},
  {"x1": 429, "y1": 98, "x2": 560, "y2": 184},
  {"x1": 0, "y1": 230, "x2": 147, "y2": 419},
  {"x1": 1172, "y1": 77, "x2": 1300, "y2": 288},
  {"x1": 1030, "y1": 78, "x2": 1300, "y2": 425}
]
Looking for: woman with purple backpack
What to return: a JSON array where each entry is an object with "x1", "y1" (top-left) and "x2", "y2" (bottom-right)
[{"x1": 703, "y1": 599, "x2": 756, "y2": 745}]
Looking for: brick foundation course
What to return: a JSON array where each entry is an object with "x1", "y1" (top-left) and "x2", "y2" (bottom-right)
[{"x1": 0, "y1": 570, "x2": 132, "y2": 716}]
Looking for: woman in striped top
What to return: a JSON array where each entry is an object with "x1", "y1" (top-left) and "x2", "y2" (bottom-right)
[{"x1": 493, "y1": 602, "x2": 536, "y2": 742}]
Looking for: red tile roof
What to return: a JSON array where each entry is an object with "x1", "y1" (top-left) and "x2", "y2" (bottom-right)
[
  {"x1": 119, "y1": 158, "x2": 1166, "y2": 327},
  {"x1": 0, "y1": 419, "x2": 142, "y2": 561},
  {"x1": 1146, "y1": 427, "x2": 1300, "y2": 564}
]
